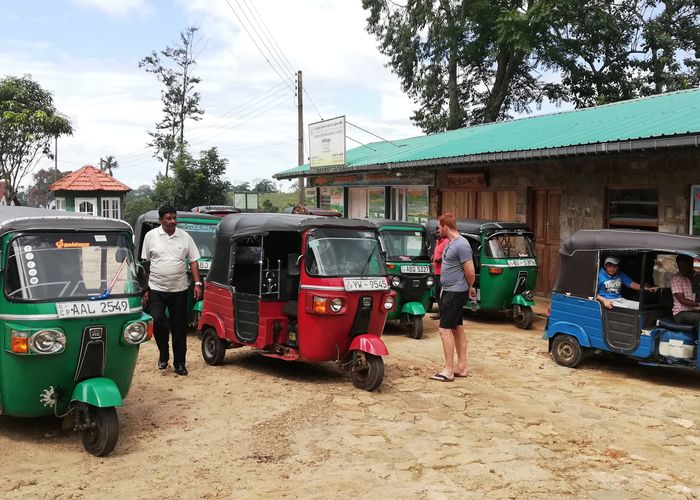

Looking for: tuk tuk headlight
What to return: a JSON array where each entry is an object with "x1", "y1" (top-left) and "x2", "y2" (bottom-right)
[
  {"x1": 391, "y1": 276, "x2": 401, "y2": 287},
  {"x1": 383, "y1": 295, "x2": 395, "y2": 310},
  {"x1": 426, "y1": 276, "x2": 435, "y2": 287},
  {"x1": 330, "y1": 298, "x2": 343, "y2": 313},
  {"x1": 123, "y1": 321, "x2": 148, "y2": 344},
  {"x1": 29, "y1": 329, "x2": 66, "y2": 355}
]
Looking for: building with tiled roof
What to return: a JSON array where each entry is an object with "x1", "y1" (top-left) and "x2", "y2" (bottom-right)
[{"x1": 48, "y1": 165, "x2": 131, "y2": 219}]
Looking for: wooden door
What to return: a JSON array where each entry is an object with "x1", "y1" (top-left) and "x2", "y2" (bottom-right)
[
  {"x1": 530, "y1": 188, "x2": 561, "y2": 294},
  {"x1": 441, "y1": 190, "x2": 515, "y2": 220}
]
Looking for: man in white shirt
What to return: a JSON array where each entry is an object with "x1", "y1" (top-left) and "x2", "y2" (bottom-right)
[{"x1": 141, "y1": 205, "x2": 202, "y2": 376}]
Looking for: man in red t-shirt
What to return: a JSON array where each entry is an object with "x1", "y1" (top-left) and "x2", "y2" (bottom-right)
[{"x1": 430, "y1": 229, "x2": 449, "y2": 319}]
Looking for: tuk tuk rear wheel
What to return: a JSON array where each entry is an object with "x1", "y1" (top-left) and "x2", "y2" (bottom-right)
[
  {"x1": 80, "y1": 406, "x2": 119, "y2": 457},
  {"x1": 407, "y1": 315, "x2": 424, "y2": 339},
  {"x1": 513, "y1": 306, "x2": 534, "y2": 330},
  {"x1": 551, "y1": 335, "x2": 583, "y2": 368},
  {"x1": 201, "y1": 327, "x2": 226, "y2": 365},
  {"x1": 350, "y1": 353, "x2": 384, "y2": 391}
]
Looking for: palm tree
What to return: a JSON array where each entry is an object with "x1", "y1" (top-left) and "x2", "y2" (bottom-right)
[{"x1": 99, "y1": 155, "x2": 119, "y2": 176}]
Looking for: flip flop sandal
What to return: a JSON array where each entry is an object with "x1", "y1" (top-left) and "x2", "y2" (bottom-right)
[{"x1": 429, "y1": 373, "x2": 454, "y2": 382}]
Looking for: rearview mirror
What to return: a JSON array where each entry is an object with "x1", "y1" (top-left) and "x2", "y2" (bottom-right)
[{"x1": 288, "y1": 253, "x2": 301, "y2": 276}]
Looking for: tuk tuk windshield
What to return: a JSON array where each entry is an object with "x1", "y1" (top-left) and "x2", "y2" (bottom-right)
[
  {"x1": 5, "y1": 232, "x2": 139, "y2": 301},
  {"x1": 306, "y1": 229, "x2": 387, "y2": 277},
  {"x1": 379, "y1": 230, "x2": 428, "y2": 261},
  {"x1": 484, "y1": 233, "x2": 536, "y2": 259},
  {"x1": 179, "y1": 222, "x2": 217, "y2": 259}
]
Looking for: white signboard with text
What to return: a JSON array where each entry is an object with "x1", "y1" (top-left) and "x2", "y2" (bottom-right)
[{"x1": 309, "y1": 116, "x2": 346, "y2": 168}]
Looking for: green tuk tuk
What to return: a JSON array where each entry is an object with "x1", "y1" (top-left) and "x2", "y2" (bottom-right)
[
  {"x1": 372, "y1": 219, "x2": 434, "y2": 339},
  {"x1": 0, "y1": 207, "x2": 151, "y2": 456},
  {"x1": 427, "y1": 218, "x2": 538, "y2": 329},
  {"x1": 134, "y1": 210, "x2": 221, "y2": 329}
]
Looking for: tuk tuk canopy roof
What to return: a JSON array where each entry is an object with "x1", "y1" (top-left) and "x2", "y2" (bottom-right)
[
  {"x1": 426, "y1": 218, "x2": 532, "y2": 236},
  {"x1": 561, "y1": 229, "x2": 700, "y2": 256},
  {"x1": 0, "y1": 206, "x2": 131, "y2": 236},
  {"x1": 216, "y1": 213, "x2": 378, "y2": 239},
  {"x1": 133, "y1": 210, "x2": 221, "y2": 251},
  {"x1": 366, "y1": 218, "x2": 426, "y2": 231}
]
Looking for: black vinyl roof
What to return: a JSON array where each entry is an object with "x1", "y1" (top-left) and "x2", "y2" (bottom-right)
[
  {"x1": 0, "y1": 206, "x2": 131, "y2": 235},
  {"x1": 561, "y1": 229, "x2": 700, "y2": 256},
  {"x1": 365, "y1": 218, "x2": 426, "y2": 231},
  {"x1": 134, "y1": 210, "x2": 221, "y2": 225},
  {"x1": 426, "y1": 218, "x2": 532, "y2": 236},
  {"x1": 217, "y1": 213, "x2": 378, "y2": 238}
]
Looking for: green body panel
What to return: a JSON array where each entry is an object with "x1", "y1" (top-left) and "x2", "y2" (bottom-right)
[
  {"x1": 386, "y1": 260, "x2": 432, "y2": 321},
  {"x1": 71, "y1": 377, "x2": 123, "y2": 407},
  {"x1": 471, "y1": 260, "x2": 538, "y2": 311},
  {"x1": 0, "y1": 304, "x2": 147, "y2": 417},
  {"x1": 511, "y1": 293, "x2": 536, "y2": 307},
  {"x1": 192, "y1": 299, "x2": 203, "y2": 312},
  {"x1": 400, "y1": 302, "x2": 426, "y2": 316}
]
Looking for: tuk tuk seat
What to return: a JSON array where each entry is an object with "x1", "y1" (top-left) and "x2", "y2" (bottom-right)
[{"x1": 656, "y1": 318, "x2": 695, "y2": 333}]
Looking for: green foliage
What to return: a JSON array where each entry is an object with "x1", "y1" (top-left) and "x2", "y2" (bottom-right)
[
  {"x1": 99, "y1": 155, "x2": 119, "y2": 176},
  {"x1": 152, "y1": 147, "x2": 232, "y2": 210},
  {"x1": 0, "y1": 75, "x2": 73, "y2": 203},
  {"x1": 253, "y1": 178, "x2": 278, "y2": 193},
  {"x1": 258, "y1": 191, "x2": 298, "y2": 212},
  {"x1": 139, "y1": 26, "x2": 204, "y2": 177},
  {"x1": 27, "y1": 168, "x2": 68, "y2": 207},
  {"x1": 123, "y1": 196, "x2": 156, "y2": 229}
]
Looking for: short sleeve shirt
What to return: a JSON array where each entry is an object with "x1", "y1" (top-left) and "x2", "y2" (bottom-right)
[
  {"x1": 141, "y1": 226, "x2": 201, "y2": 293},
  {"x1": 440, "y1": 236, "x2": 473, "y2": 292},
  {"x1": 671, "y1": 272, "x2": 696, "y2": 315},
  {"x1": 597, "y1": 268, "x2": 633, "y2": 299}
]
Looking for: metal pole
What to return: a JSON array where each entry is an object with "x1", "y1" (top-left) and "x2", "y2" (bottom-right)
[{"x1": 297, "y1": 70, "x2": 305, "y2": 205}]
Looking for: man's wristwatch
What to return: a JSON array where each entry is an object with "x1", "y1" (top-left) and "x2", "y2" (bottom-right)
[{"x1": 194, "y1": 281, "x2": 202, "y2": 286}]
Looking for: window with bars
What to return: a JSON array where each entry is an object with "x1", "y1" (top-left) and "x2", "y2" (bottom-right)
[
  {"x1": 607, "y1": 188, "x2": 658, "y2": 230},
  {"x1": 101, "y1": 198, "x2": 120, "y2": 219}
]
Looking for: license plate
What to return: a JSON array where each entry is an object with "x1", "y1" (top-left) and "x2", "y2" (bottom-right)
[
  {"x1": 507, "y1": 258, "x2": 537, "y2": 267},
  {"x1": 400, "y1": 265, "x2": 430, "y2": 274},
  {"x1": 198, "y1": 260, "x2": 211, "y2": 270},
  {"x1": 343, "y1": 278, "x2": 389, "y2": 291},
  {"x1": 56, "y1": 299, "x2": 131, "y2": 319}
]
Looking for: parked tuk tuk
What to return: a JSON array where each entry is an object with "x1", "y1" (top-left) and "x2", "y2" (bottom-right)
[
  {"x1": 370, "y1": 219, "x2": 433, "y2": 339},
  {"x1": 0, "y1": 207, "x2": 151, "y2": 456},
  {"x1": 426, "y1": 218, "x2": 538, "y2": 329},
  {"x1": 198, "y1": 213, "x2": 394, "y2": 391},
  {"x1": 545, "y1": 230, "x2": 700, "y2": 371},
  {"x1": 134, "y1": 210, "x2": 221, "y2": 328}
]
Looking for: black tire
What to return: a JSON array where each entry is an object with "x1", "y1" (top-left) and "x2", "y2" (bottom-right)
[
  {"x1": 513, "y1": 306, "x2": 534, "y2": 330},
  {"x1": 201, "y1": 327, "x2": 226, "y2": 365},
  {"x1": 551, "y1": 335, "x2": 583, "y2": 368},
  {"x1": 81, "y1": 406, "x2": 119, "y2": 457},
  {"x1": 350, "y1": 353, "x2": 384, "y2": 391},
  {"x1": 407, "y1": 315, "x2": 424, "y2": 339}
]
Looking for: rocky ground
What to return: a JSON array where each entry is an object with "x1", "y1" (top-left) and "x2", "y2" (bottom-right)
[{"x1": 1, "y1": 311, "x2": 699, "y2": 499}]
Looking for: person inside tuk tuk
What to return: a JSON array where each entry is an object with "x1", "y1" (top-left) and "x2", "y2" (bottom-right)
[
  {"x1": 671, "y1": 255, "x2": 700, "y2": 327},
  {"x1": 596, "y1": 256, "x2": 658, "y2": 310}
]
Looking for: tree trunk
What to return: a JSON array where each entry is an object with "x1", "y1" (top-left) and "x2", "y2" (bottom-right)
[
  {"x1": 481, "y1": 47, "x2": 523, "y2": 123},
  {"x1": 447, "y1": 50, "x2": 461, "y2": 130}
]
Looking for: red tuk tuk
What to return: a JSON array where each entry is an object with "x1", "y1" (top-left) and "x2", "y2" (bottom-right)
[{"x1": 198, "y1": 213, "x2": 394, "y2": 391}]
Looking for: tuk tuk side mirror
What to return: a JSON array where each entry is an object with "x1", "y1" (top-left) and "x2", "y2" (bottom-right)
[{"x1": 288, "y1": 253, "x2": 301, "y2": 276}]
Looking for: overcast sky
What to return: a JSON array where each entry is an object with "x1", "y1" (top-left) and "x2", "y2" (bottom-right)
[{"x1": 1, "y1": 0, "x2": 424, "y2": 191}]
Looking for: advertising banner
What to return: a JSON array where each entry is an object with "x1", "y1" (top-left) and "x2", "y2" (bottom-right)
[
  {"x1": 407, "y1": 186, "x2": 429, "y2": 224},
  {"x1": 304, "y1": 188, "x2": 317, "y2": 208},
  {"x1": 320, "y1": 187, "x2": 344, "y2": 214},
  {"x1": 309, "y1": 116, "x2": 346, "y2": 168},
  {"x1": 368, "y1": 188, "x2": 385, "y2": 218},
  {"x1": 691, "y1": 185, "x2": 700, "y2": 235}
]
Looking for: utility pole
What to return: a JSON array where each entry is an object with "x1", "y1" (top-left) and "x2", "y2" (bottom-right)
[{"x1": 297, "y1": 70, "x2": 305, "y2": 205}]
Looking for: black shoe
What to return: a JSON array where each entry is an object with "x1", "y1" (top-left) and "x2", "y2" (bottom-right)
[
  {"x1": 158, "y1": 360, "x2": 168, "y2": 370},
  {"x1": 174, "y1": 365, "x2": 188, "y2": 376}
]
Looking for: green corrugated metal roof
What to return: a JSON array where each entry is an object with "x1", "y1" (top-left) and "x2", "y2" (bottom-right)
[{"x1": 275, "y1": 88, "x2": 700, "y2": 179}]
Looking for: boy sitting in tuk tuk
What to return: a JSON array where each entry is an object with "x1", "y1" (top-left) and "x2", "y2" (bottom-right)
[{"x1": 596, "y1": 256, "x2": 657, "y2": 310}]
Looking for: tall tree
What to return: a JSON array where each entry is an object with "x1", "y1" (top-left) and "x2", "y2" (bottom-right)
[
  {"x1": 253, "y1": 178, "x2": 278, "y2": 194},
  {"x1": 0, "y1": 75, "x2": 73, "y2": 204},
  {"x1": 139, "y1": 26, "x2": 204, "y2": 177},
  {"x1": 99, "y1": 155, "x2": 119, "y2": 176},
  {"x1": 27, "y1": 168, "x2": 68, "y2": 208}
]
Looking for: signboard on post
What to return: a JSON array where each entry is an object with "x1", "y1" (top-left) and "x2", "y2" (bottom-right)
[{"x1": 309, "y1": 116, "x2": 346, "y2": 168}]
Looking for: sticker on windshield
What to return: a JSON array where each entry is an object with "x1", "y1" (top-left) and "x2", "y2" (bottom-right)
[
  {"x1": 27, "y1": 261, "x2": 35, "y2": 269},
  {"x1": 25, "y1": 253, "x2": 34, "y2": 260},
  {"x1": 94, "y1": 235, "x2": 107, "y2": 242},
  {"x1": 28, "y1": 269, "x2": 37, "y2": 276},
  {"x1": 30, "y1": 277, "x2": 39, "y2": 285},
  {"x1": 23, "y1": 245, "x2": 32, "y2": 252},
  {"x1": 309, "y1": 240, "x2": 320, "y2": 249},
  {"x1": 55, "y1": 239, "x2": 90, "y2": 249},
  {"x1": 180, "y1": 223, "x2": 217, "y2": 233}
]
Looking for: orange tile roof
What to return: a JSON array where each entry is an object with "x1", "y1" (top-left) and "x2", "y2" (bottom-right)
[{"x1": 48, "y1": 165, "x2": 131, "y2": 192}]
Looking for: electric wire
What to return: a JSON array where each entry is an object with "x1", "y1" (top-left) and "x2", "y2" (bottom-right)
[{"x1": 241, "y1": 0, "x2": 296, "y2": 75}]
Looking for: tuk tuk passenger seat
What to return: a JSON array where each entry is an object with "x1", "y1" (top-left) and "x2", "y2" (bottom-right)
[{"x1": 656, "y1": 318, "x2": 695, "y2": 333}]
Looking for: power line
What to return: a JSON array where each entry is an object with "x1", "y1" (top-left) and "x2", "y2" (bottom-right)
[{"x1": 241, "y1": 0, "x2": 296, "y2": 75}]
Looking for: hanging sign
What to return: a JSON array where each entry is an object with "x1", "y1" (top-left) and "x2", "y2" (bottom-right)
[{"x1": 309, "y1": 116, "x2": 346, "y2": 168}]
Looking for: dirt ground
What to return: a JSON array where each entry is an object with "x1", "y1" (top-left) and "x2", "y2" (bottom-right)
[{"x1": 1, "y1": 311, "x2": 699, "y2": 499}]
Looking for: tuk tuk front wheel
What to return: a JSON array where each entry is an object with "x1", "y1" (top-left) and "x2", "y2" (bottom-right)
[
  {"x1": 406, "y1": 315, "x2": 424, "y2": 340},
  {"x1": 201, "y1": 327, "x2": 226, "y2": 365},
  {"x1": 551, "y1": 335, "x2": 583, "y2": 368},
  {"x1": 513, "y1": 306, "x2": 534, "y2": 330},
  {"x1": 350, "y1": 353, "x2": 384, "y2": 391},
  {"x1": 80, "y1": 406, "x2": 119, "y2": 457}
]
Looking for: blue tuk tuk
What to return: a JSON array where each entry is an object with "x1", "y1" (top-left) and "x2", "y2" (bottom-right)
[{"x1": 545, "y1": 230, "x2": 700, "y2": 370}]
